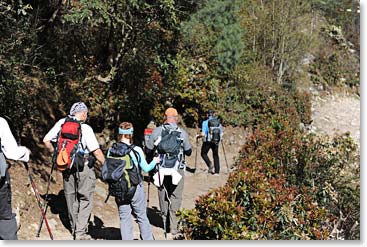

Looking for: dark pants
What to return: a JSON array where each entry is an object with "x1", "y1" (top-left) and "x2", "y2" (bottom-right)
[
  {"x1": 0, "y1": 172, "x2": 18, "y2": 240},
  {"x1": 201, "y1": 142, "x2": 220, "y2": 174}
]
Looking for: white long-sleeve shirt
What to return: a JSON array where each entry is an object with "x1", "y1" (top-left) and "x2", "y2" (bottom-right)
[
  {"x1": 0, "y1": 117, "x2": 30, "y2": 162},
  {"x1": 43, "y1": 117, "x2": 100, "y2": 154}
]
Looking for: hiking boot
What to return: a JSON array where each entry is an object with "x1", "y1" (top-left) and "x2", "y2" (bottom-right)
[{"x1": 208, "y1": 163, "x2": 214, "y2": 174}]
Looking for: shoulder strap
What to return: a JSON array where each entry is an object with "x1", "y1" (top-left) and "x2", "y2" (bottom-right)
[{"x1": 128, "y1": 145, "x2": 141, "y2": 165}]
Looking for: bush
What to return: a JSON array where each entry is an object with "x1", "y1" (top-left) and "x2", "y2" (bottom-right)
[
  {"x1": 179, "y1": 120, "x2": 359, "y2": 240},
  {"x1": 309, "y1": 25, "x2": 359, "y2": 91}
]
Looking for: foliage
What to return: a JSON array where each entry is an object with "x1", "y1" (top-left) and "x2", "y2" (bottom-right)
[
  {"x1": 239, "y1": 0, "x2": 314, "y2": 84},
  {"x1": 179, "y1": 120, "x2": 359, "y2": 239},
  {"x1": 180, "y1": 0, "x2": 245, "y2": 74},
  {"x1": 0, "y1": 0, "x2": 359, "y2": 158},
  {"x1": 312, "y1": 0, "x2": 359, "y2": 48},
  {"x1": 309, "y1": 24, "x2": 359, "y2": 90}
]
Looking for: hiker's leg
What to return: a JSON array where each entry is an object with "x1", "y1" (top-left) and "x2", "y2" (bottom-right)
[
  {"x1": 131, "y1": 183, "x2": 153, "y2": 240},
  {"x1": 0, "y1": 216, "x2": 17, "y2": 240},
  {"x1": 158, "y1": 183, "x2": 169, "y2": 233},
  {"x1": 201, "y1": 142, "x2": 213, "y2": 172},
  {"x1": 75, "y1": 166, "x2": 96, "y2": 238},
  {"x1": 118, "y1": 201, "x2": 133, "y2": 240},
  {"x1": 0, "y1": 173, "x2": 17, "y2": 240},
  {"x1": 63, "y1": 172, "x2": 77, "y2": 235},
  {"x1": 169, "y1": 169, "x2": 184, "y2": 234},
  {"x1": 212, "y1": 143, "x2": 220, "y2": 174}
]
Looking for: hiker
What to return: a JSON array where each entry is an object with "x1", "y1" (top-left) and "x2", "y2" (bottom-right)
[
  {"x1": 0, "y1": 117, "x2": 31, "y2": 240},
  {"x1": 196, "y1": 110, "x2": 223, "y2": 175},
  {"x1": 143, "y1": 120, "x2": 156, "y2": 155},
  {"x1": 145, "y1": 107, "x2": 192, "y2": 239},
  {"x1": 102, "y1": 122, "x2": 160, "y2": 240},
  {"x1": 43, "y1": 102, "x2": 105, "y2": 240}
]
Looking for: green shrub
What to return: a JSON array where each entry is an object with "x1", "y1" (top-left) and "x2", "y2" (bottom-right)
[
  {"x1": 309, "y1": 25, "x2": 359, "y2": 90},
  {"x1": 179, "y1": 121, "x2": 359, "y2": 240}
]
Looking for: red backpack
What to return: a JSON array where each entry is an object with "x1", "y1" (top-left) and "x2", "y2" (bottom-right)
[{"x1": 56, "y1": 117, "x2": 82, "y2": 171}]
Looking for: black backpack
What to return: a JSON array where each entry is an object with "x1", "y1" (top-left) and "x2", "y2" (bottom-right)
[
  {"x1": 208, "y1": 118, "x2": 221, "y2": 144},
  {"x1": 102, "y1": 142, "x2": 141, "y2": 203},
  {"x1": 157, "y1": 125, "x2": 183, "y2": 169}
]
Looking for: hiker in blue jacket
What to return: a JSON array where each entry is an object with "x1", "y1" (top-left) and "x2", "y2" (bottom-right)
[{"x1": 196, "y1": 110, "x2": 223, "y2": 175}]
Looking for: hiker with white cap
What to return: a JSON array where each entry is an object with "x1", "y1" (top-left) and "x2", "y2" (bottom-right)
[
  {"x1": 43, "y1": 102, "x2": 105, "y2": 240},
  {"x1": 145, "y1": 107, "x2": 192, "y2": 239}
]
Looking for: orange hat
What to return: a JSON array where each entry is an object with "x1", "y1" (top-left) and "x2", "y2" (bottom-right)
[{"x1": 165, "y1": 107, "x2": 178, "y2": 117}]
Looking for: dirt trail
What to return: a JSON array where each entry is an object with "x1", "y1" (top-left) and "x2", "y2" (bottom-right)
[
  {"x1": 311, "y1": 92, "x2": 360, "y2": 145},
  {"x1": 11, "y1": 92, "x2": 360, "y2": 240},
  {"x1": 12, "y1": 126, "x2": 249, "y2": 240}
]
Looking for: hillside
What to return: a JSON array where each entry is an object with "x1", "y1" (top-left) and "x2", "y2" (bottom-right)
[
  {"x1": 8, "y1": 92, "x2": 359, "y2": 240},
  {"x1": 0, "y1": 0, "x2": 359, "y2": 241},
  {"x1": 10, "y1": 127, "x2": 248, "y2": 240}
]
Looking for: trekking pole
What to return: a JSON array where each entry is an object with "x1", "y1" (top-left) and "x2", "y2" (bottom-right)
[
  {"x1": 157, "y1": 166, "x2": 165, "y2": 239},
  {"x1": 147, "y1": 172, "x2": 151, "y2": 207},
  {"x1": 35, "y1": 162, "x2": 55, "y2": 237},
  {"x1": 194, "y1": 136, "x2": 198, "y2": 173},
  {"x1": 156, "y1": 159, "x2": 168, "y2": 239},
  {"x1": 23, "y1": 162, "x2": 54, "y2": 240},
  {"x1": 221, "y1": 141, "x2": 229, "y2": 173}
]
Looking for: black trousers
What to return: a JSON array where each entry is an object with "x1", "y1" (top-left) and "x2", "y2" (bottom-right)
[
  {"x1": 0, "y1": 172, "x2": 18, "y2": 240},
  {"x1": 201, "y1": 142, "x2": 220, "y2": 174}
]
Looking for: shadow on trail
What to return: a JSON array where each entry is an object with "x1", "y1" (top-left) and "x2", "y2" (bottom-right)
[
  {"x1": 88, "y1": 215, "x2": 121, "y2": 240},
  {"x1": 43, "y1": 190, "x2": 72, "y2": 233},
  {"x1": 147, "y1": 206, "x2": 163, "y2": 229},
  {"x1": 43, "y1": 190, "x2": 121, "y2": 240},
  {"x1": 185, "y1": 166, "x2": 196, "y2": 173}
]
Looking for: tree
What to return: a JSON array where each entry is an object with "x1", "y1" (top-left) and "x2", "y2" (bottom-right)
[{"x1": 181, "y1": 0, "x2": 245, "y2": 74}]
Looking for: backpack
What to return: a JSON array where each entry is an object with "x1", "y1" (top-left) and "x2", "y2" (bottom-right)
[
  {"x1": 55, "y1": 117, "x2": 83, "y2": 172},
  {"x1": 208, "y1": 118, "x2": 221, "y2": 144},
  {"x1": 102, "y1": 142, "x2": 141, "y2": 203},
  {"x1": 157, "y1": 125, "x2": 183, "y2": 169},
  {"x1": 143, "y1": 128, "x2": 153, "y2": 152}
]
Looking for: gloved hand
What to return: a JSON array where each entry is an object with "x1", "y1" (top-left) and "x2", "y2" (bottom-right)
[{"x1": 153, "y1": 156, "x2": 160, "y2": 164}]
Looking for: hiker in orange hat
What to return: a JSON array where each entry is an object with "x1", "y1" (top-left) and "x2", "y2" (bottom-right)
[{"x1": 145, "y1": 107, "x2": 192, "y2": 239}]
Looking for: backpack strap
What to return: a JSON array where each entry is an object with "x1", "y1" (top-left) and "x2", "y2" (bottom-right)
[
  {"x1": 128, "y1": 145, "x2": 143, "y2": 182},
  {"x1": 0, "y1": 138, "x2": 6, "y2": 179}
]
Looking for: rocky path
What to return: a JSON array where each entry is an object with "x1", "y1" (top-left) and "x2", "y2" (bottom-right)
[
  {"x1": 12, "y1": 92, "x2": 360, "y2": 241},
  {"x1": 311, "y1": 92, "x2": 360, "y2": 145},
  {"x1": 14, "y1": 127, "x2": 249, "y2": 240}
]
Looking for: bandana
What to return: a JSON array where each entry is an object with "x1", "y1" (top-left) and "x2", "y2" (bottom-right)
[
  {"x1": 119, "y1": 127, "x2": 134, "y2": 135},
  {"x1": 70, "y1": 102, "x2": 88, "y2": 115}
]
